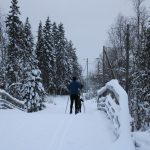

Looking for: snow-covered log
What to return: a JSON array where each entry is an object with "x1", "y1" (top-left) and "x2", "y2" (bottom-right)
[
  {"x1": 0, "y1": 89, "x2": 24, "y2": 111},
  {"x1": 97, "y1": 79, "x2": 135, "y2": 150}
]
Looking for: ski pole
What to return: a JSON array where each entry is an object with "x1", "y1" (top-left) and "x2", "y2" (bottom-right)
[
  {"x1": 65, "y1": 96, "x2": 70, "y2": 114},
  {"x1": 82, "y1": 100, "x2": 85, "y2": 113},
  {"x1": 81, "y1": 92, "x2": 85, "y2": 113}
]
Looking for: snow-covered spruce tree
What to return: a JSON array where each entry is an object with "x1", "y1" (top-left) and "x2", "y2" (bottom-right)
[
  {"x1": 35, "y1": 21, "x2": 44, "y2": 78},
  {"x1": 65, "y1": 40, "x2": 74, "y2": 81},
  {"x1": 36, "y1": 21, "x2": 80, "y2": 95},
  {"x1": 69, "y1": 42, "x2": 81, "y2": 80},
  {"x1": 66, "y1": 40, "x2": 81, "y2": 81},
  {"x1": 21, "y1": 17, "x2": 35, "y2": 76},
  {"x1": 23, "y1": 69, "x2": 45, "y2": 112},
  {"x1": 22, "y1": 18, "x2": 45, "y2": 112},
  {"x1": 51, "y1": 22, "x2": 58, "y2": 92},
  {"x1": 55, "y1": 23, "x2": 69, "y2": 94},
  {"x1": 42, "y1": 17, "x2": 55, "y2": 93},
  {"x1": 52, "y1": 22, "x2": 59, "y2": 51},
  {"x1": 5, "y1": 0, "x2": 23, "y2": 90}
]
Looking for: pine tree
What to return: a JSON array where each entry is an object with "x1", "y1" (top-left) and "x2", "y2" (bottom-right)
[
  {"x1": 55, "y1": 23, "x2": 69, "y2": 94},
  {"x1": 20, "y1": 17, "x2": 36, "y2": 75},
  {"x1": 66, "y1": 40, "x2": 81, "y2": 81},
  {"x1": 36, "y1": 21, "x2": 44, "y2": 76},
  {"x1": 23, "y1": 69, "x2": 45, "y2": 112},
  {"x1": 41, "y1": 17, "x2": 55, "y2": 93},
  {"x1": 70, "y1": 41, "x2": 81, "y2": 78},
  {"x1": 65, "y1": 40, "x2": 73, "y2": 81},
  {"x1": 52, "y1": 22, "x2": 59, "y2": 50},
  {"x1": 51, "y1": 22, "x2": 59, "y2": 92},
  {"x1": 22, "y1": 18, "x2": 45, "y2": 112},
  {"x1": 5, "y1": 0, "x2": 23, "y2": 87},
  {"x1": 36, "y1": 21, "x2": 81, "y2": 95}
]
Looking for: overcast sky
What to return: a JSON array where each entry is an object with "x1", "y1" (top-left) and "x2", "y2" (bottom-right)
[{"x1": 1, "y1": 0, "x2": 150, "y2": 72}]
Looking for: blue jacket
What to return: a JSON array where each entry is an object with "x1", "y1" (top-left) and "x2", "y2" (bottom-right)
[{"x1": 68, "y1": 80, "x2": 82, "y2": 95}]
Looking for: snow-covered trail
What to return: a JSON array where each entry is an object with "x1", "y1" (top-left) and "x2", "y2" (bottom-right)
[{"x1": 0, "y1": 96, "x2": 115, "y2": 150}]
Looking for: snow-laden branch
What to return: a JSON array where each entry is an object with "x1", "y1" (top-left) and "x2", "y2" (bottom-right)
[
  {"x1": 97, "y1": 79, "x2": 135, "y2": 150},
  {"x1": 0, "y1": 89, "x2": 24, "y2": 110}
]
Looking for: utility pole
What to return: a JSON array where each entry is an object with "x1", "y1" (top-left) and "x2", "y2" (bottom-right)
[
  {"x1": 103, "y1": 47, "x2": 115, "y2": 79},
  {"x1": 103, "y1": 46, "x2": 105, "y2": 86},
  {"x1": 125, "y1": 24, "x2": 130, "y2": 94},
  {"x1": 97, "y1": 58, "x2": 100, "y2": 80},
  {"x1": 96, "y1": 57, "x2": 100, "y2": 85},
  {"x1": 86, "y1": 58, "x2": 88, "y2": 92}
]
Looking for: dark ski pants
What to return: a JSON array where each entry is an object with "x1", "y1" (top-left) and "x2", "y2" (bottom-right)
[{"x1": 70, "y1": 94, "x2": 79, "y2": 114}]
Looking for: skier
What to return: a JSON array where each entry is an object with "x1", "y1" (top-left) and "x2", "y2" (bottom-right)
[{"x1": 67, "y1": 76, "x2": 83, "y2": 114}]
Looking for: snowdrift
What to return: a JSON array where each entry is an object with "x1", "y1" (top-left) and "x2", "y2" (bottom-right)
[{"x1": 97, "y1": 79, "x2": 135, "y2": 150}]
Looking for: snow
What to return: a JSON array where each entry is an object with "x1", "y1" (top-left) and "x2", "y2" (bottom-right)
[
  {"x1": 0, "y1": 92, "x2": 149, "y2": 150},
  {"x1": 97, "y1": 79, "x2": 135, "y2": 150},
  {"x1": 0, "y1": 96, "x2": 115, "y2": 150},
  {"x1": 132, "y1": 131, "x2": 150, "y2": 150}
]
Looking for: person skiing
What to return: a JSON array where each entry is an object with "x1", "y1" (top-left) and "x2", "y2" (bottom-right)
[{"x1": 67, "y1": 76, "x2": 83, "y2": 114}]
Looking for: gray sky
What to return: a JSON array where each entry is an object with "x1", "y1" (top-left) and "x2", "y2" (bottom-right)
[{"x1": 1, "y1": 0, "x2": 150, "y2": 72}]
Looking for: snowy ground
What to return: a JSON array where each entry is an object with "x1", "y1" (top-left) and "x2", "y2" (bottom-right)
[
  {"x1": 0, "y1": 96, "x2": 116, "y2": 150},
  {"x1": 0, "y1": 95, "x2": 150, "y2": 150}
]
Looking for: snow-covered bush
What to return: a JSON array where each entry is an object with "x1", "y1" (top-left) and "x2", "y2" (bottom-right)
[{"x1": 23, "y1": 69, "x2": 45, "y2": 112}]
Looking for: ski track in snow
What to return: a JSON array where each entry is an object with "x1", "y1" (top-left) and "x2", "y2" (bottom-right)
[
  {"x1": 0, "y1": 96, "x2": 115, "y2": 150},
  {"x1": 49, "y1": 115, "x2": 73, "y2": 150},
  {"x1": 48, "y1": 97, "x2": 114, "y2": 150}
]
